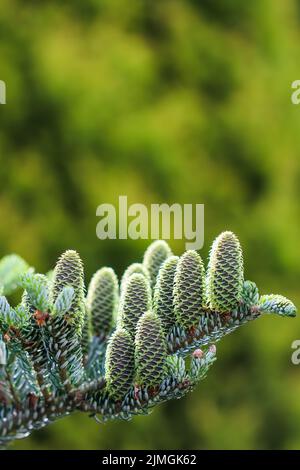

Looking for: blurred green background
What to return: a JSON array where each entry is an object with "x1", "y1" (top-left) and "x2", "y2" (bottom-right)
[{"x1": 1, "y1": 0, "x2": 300, "y2": 450}]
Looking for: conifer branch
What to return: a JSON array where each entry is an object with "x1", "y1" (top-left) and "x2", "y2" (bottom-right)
[{"x1": 0, "y1": 232, "x2": 296, "y2": 446}]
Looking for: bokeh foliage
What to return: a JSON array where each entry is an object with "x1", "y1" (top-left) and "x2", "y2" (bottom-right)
[{"x1": 1, "y1": 0, "x2": 300, "y2": 449}]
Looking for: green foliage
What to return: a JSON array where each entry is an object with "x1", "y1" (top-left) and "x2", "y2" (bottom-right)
[
  {"x1": 174, "y1": 250, "x2": 205, "y2": 329},
  {"x1": 0, "y1": 255, "x2": 31, "y2": 296},
  {"x1": 19, "y1": 319, "x2": 54, "y2": 399},
  {"x1": 135, "y1": 311, "x2": 167, "y2": 387},
  {"x1": 86, "y1": 267, "x2": 119, "y2": 338},
  {"x1": 52, "y1": 286, "x2": 75, "y2": 316},
  {"x1": 0, "y1": 297, "x2": 29, "y2": 330},
  {"x1": 153, "y1": 256, "x2": 179, "y2": 334},
  {"x1": 206, "y1": 231, "x2": 244, "y2": 313},
  {"x1": 258, "y1": 295, "x2": 297, "y2": 317},
  {"x1": 19, "y1": 273, "x2": 50, "y2": 312},
  {"x1": 47, "y1": 312, "x2": 85, "y2": 392},
  {"x1": 0, "y1": 340, "x2": 7, "y2": 366},
  {"x1": 105, "y1": 328, "x2": 135, "y2": 401},
  {"x1": 242, "y1": 280, "x2": 259, "y2": 308},
  {"x1": 143, "y1": 240, "x2": 172, "y2": 290},
  {"x1": 0, "y1": 296, "x2": 13, "y2": 328},
  {"x1": 119, "y1": 273, "x2": 152, "y2": 337}
]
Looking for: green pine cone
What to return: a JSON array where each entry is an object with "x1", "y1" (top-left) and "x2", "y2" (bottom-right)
[
  {"x1": 174, "y1": 250, "x2": 205, "y2": 329},
  {"x1": 153, "y1": 256, "x2": 179, "y2": 334},
  {"x1": 206, "y1": 231, "x2": 244, "y2": 313},
  {"x1": 86, "y1": 267, "x2": 119, "y2": 338},
  {"x1": 119, "y1": 273, "x2": 151, "y2": 337},
  {"x1": 105, "y1": 328, "x2": 135, "y2": 401},
  {"x1": 258, "y1": 294, "x2": 297, "y2": 317},
  {"x1": 120, "y1": 263, "x2": 149, "y2": 293},
  {"x1": 51, "y1": 250, "x2": 85, "y2": 335},
  {"x1": 143, "y1": 240, "x2": 172, "y2": 290},
  {"x1": 135, "y1": 311, "x2": 167, "y2": 387},
  {"x1": 242, "y1": 280, "x2": 259, "y2": 307}
]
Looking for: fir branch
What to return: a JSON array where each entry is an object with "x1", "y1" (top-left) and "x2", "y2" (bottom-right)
[{"x1": 0, "y1": 231, "x2": 297, "y2": 446}]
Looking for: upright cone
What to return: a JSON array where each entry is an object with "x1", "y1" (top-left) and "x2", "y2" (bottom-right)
[
  {"x1": 143, "y1": 240, "x2": 172, "y2": 290},
  {"x1": 206, "y1": 231, "x2": 244, "y2": 313},
  {"x1": 51, "y1": 250, "x2": 85, "y2": 334},
  {"x1": 153, "y1": 256, "x2": 179, "y2": 334},
  {"x1": 119, "y1": 273, "x2": 151, "y2": 337},
  {"x1": 120, "y1": 263, "x2": 149, "y2": 293},
  {"x1": 105, "y1": 328, "x2": 135, "y2": 401},
  {"x1": 174, "y1": 250, "x2": 205, "y2": 329},
  {"x1": 135, "y1": 311, "x2": 167, "y2": 387},
  {"x1": 86, "y1": 267, "x2": 119, "y2": 338}
]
